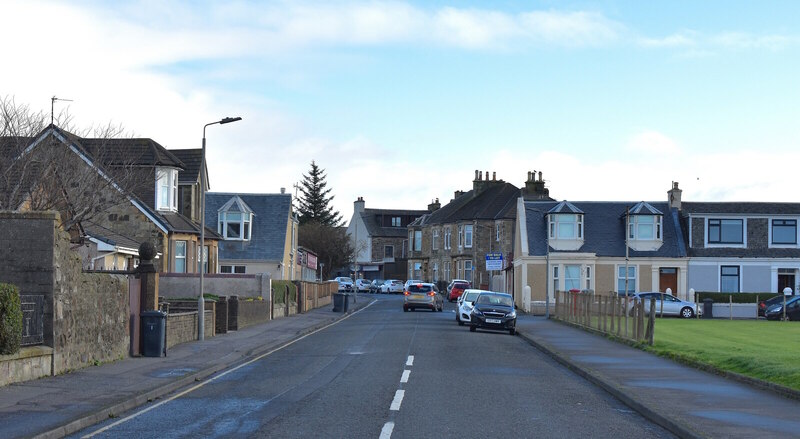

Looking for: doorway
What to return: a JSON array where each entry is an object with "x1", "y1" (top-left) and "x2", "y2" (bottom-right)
[
  {"x1": 778, "y1": 269, "x2": 796, "y2": 294},
  {"x1": 659, "y1": 268, "x2": 678, "y2": 295}
]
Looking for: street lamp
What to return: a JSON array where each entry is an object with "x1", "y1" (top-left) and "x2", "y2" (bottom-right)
[{"x1": 198, "y1": 116, "x2": 242, "y2": 341}]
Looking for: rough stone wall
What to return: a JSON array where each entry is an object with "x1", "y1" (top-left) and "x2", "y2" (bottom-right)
[
  {"x1": 691, "y1": 217, "x2": 705, "y2": 248},
  {"x1": 0, "y1": 212, "x2": 129, "y2": 376},
  {"x1": 370, "y1": 236, "x2": 406, "y2": 263},
  {"x1": 51, "y1": 220, "x2": 129, "y2": 374},
  {"x1": 748, "y1": 218, "x2": 768, "y2": 250},
  {"x1": 159, "y1": 273, "x2": 268, "y2": 299},
  {"x1": 94, "y1": 201, "x2": 165, "y2": 271},
  {"x1": 235, "y1": 300, "x2": 270, "y2": 329},
  {"x1": 165, "y1": 310, "x2": 213, "y2": 349}
]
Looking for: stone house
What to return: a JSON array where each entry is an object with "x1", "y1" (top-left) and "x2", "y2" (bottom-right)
[
  {"x1": 407, "y1": 170, "x2": 549, "y2": 292},
  {"x1": 346, "y1": 197, "x2": 430, "y2": 281},
  {"x1": 204, "y1": 191, "x2": 298, "y2": 279},
  {"x1": 1, "y1": 124, "x2": 220, "y2": 273},
  {"x1": 674, "y1": 183, "x2": 800, "y2": 295}
]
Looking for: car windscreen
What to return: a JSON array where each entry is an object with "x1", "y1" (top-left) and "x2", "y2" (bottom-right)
[
  {"x1": 476, "y1": 294, "x2": 513, "y2": 307},
  {"x1": 340, "y1": 278, "x2": 353, "y2": 282},
  {"x1": 463, "y1": 292, "x2": 480, "y2": 302},
  {"x1": 408, "y1": 285, "x2": 433, "y2": 293}
]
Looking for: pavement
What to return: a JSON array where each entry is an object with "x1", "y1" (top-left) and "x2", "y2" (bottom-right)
[{"x1": 1, "y1": 295, "x2": 799, "y2": 439}]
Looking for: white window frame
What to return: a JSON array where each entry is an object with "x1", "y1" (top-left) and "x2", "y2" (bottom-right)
[
  {"x1": 174, "y1": 240, "x2": 187, "y2": 273},
  {"x1": 549, "y1": 214, "x2": 583, "y2": 240},
  {"x1": 629, "y1": 215, "x2": 663, "y2": 241},
  {"x1": 414, "y1": 230, "x2": 422, "y2": 251},
  {"x1": 616, "y1": 265, "x2": 637, "y2": 294},
  {"x1": 218, "y1": 211, "x2": 253, "y2": 241},
  {"x1": 564, "y1": 264, "x2": 581, "y2": 291},
  {"x1": 444, "y1": 227, "x2": 452, "y2": 250},
  {"x1": 585, "y1": 266, "x2": 592, "y2": 291},
  {"x1": 458, "y1": 225, "x2": 463, "y2": 248},
  {"x1": 433, "y1": 262, "x2": 439, "y2": 282},
  {"x1": 432, "y1": 229, "x2": 439, "y2": 250},
  {"x1": 156, "y1": 168, "x2": 178, "y2": 211},
  {"x1": 496, "y1": 223, "x2": 501, "y2": 242},
  {"x1": 392, "y1": 216, "x2": 401, "y2": 227},
  {"x1": 464, "y1": 260, "x2": 473, "y2": 284},
  {"x1": 552, "y1": 266, "x2": 559, "y2": 293},
  {"x1": 464, "y1": 225, "x2": 473, "y2": 248},
  {"x1": 444, "y1": 261, "x2": 451, "y2": 281},
  {"x1": 384, "y1": 245, "x2": 394, "y2": 259}
]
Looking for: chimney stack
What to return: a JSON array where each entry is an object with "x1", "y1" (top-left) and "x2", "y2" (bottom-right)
[
  {"x1": 523, "y1": 170, "x2": 551, "y2": 200},
  {"x1": 280, "y1": 187, "x2": 286, "y2": 194},
  {"x1": 427, "y1": 197, "x2": 441, "y2": 212},
  {"x1": 354, "y1": 196, "x2": 366, "y2": 213},
  {"x1": 668, "y1": 182, "x2": 682, "y2": 210}
]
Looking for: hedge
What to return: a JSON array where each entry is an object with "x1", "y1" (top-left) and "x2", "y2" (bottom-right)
[
  {"x1": 0, "y1": 283, "x2": 22, "y2": 355},
  {"x1": 695, "y1": 292, "x2": 787, "y2": 304},
  {"x1": 272, "y1": 280, "x2": 297, "y2": 304}
]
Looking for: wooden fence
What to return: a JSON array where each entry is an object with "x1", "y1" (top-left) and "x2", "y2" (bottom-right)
[{"x1": 554, "y1": 291, "x2": 657, "y2": 345}]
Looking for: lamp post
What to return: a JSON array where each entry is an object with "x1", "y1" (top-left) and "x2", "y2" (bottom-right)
[{"x1": 198, "y1": 116, "x2": 242, "y2": 341}]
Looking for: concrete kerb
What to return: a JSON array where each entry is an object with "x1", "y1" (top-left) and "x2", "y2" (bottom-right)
[
  {"x1": 33, "y1": 298, "x2": 375, "y2": 439},
  {"x1": 515, "y1": 329, "x2": 705, "y2": 439}
]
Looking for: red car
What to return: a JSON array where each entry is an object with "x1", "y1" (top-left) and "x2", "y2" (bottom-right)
[{"x1": 447, "y1": 280, "x2": 471, "y2": 302}]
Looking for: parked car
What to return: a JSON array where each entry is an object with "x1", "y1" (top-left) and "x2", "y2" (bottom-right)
[
  {"x1": 456, "y1": 289, "x2": 486, "y2": 326},
  {"x1": 765, "y1": 295, "x2": 800, "y2": 321},
  {"x1": 403, "y1": 283, "x2": 443, "y2": 312},
  {"x1": 381, "y1": 279, "x2": 404, "y2": 294},
  {"x1": 355, "y1": 279, "x2": 371, "y2": 292},
  {"x1": 369, "y1": 279, "x2": 385, "y2": 294},
  {"x1": 447, "y1": 280, "x2": 471, "y2": 302},
  {"x1": 404, "y1": 280, "x2": 423, "y2": 291},
  {"x1": 759, "y1": 294, "x2": 790, "y2": 317},
  {"x1": 333, "y1": 277, "x2": 354, "y2": 292},
  {"x1": 627, "y1": 292, "x2": 699, "y2": 318},
  {"x1": 469, "y1": 292, "x2": 517, "y2": 335}
]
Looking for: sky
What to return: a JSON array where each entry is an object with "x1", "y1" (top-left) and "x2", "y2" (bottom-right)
[{"x1": 3, "y1": 0, "x2": 800, "y2": 222}]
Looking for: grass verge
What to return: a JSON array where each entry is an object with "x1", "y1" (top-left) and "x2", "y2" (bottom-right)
[{"x1": 646, "y1": 319, "x2": 800, "y2": 391}]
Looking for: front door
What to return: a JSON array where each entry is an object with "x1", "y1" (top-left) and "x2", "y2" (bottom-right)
[
  {"x1": 778, "y1": 272, "x2": 795, "y2": 294},
  {"x1": 659, "y1": 268, "x2": 678, "y2": 295}
]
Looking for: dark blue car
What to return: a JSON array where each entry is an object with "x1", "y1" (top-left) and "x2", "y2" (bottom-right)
[{"x1": 469, "y1": 292, "x2": 517, "y2": 335}]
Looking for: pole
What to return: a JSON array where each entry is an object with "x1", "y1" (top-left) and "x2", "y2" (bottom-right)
[
  {"x1": 545, "y1": 225, "x2": 550, "y2": 319},
  {"x1": 198, "y1": 133, "x2": 206, "y2": 340},
  {"x1": 624, "y1": 206, "x2": 630, "y2": 337}
]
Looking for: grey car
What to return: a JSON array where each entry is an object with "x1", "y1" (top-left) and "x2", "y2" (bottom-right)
[
  {"x1": 627, "y1": 292, "x2": 699, "y2": 318},
  {"x1": 403, "y1": 283, "x2": 443, "y2": 312}
]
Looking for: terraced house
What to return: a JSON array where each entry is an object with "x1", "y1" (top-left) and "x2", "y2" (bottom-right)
[{"x1": 408, "y1": 170, "x2": 552, "y2": 292}]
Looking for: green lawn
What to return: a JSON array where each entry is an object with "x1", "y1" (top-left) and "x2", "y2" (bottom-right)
[{"x1": 647, "y1": 319, "x2": 800, "y2": 391}]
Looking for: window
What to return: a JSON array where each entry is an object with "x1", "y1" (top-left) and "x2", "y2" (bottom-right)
[
  {"x1": 708, "y1": 219, "x2": 743, "y2": 244},
  {"x1": 444, "y1": 261, "x2": 451, "y2": 281},
  {"x1": 457, "y1": 260, "x2": 462, "y2": 279},
  {"x1": 629, "y1": 215, "x2": 662, "y2": 240},
  {"x1": 221, "y1": 265, "x2": 246, "y2": 274},
  {"x1": 174, "y1": 241, "x2": 186, "y2": 273},
  {"x1": 155, "y1": 168, "x2": 178, "y2": 211},
  {"x1": 496, "y1": 224, "x2": 501, "y2": 242},
  {"x1": 772, "y1": 219, "x2": 797, "y2": 244},
  {"x1": 391, "y1": 216, "x2": 401, "y2": 227},
  {"x1": 219, "y1": 211, "x2": 253, "y2": 241},
  {"x1": 433, "y1": 262, "x2": 439, "y2": 282},
  {"x1": 414, "y1": 230, "x2": 422, "y2": 251},
  {"x1": 565, "y1": 265, "x2": 581, "y2": 291},
  {"x1": 617, "y1": 265, "x2": 636, "y2": 294},
  {"x1": 444, "y1": 227, "x2": 452, "y2": 250},
  {"x1": 721, "y1": 266, "x2": 740, "y2": 292},
  {"x1": 384, "y1": 245, "x2": 394, "y2": 259},
  {"x1": 432, "y1": 229, "x2": 439, "y2": 250},
  {"x1": 585, "y1": 266, "x2": 592, "y2": 290},
  {"x1": 464, "y1": 225, "x2": 473, "y2": 248},
  {"x1": 550, "y1": 214, "x2": 583, "y2": 239},
  {"x1": 413, "y1": 262, "x2": 422, "y2": 279},
  {"x1": 458, "y1": 225, "x2": 463, "y2": 248},
  {"x1": 464, "y1": 260, "x2": 473, "y2": 284},
  {"x1": 552, "y1": 266, "x2": 559, "y2": 293}
]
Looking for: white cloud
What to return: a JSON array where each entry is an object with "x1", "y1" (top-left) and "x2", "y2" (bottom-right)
[
  {"x1": 638, "y1": 31, "x2": 697, "y2": 48},
  {"x1": 626, "y1": 130, "x2": 682, "y2": 155}
]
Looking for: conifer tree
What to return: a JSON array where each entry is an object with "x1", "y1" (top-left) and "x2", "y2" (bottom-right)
[{"x1": 296, "y1": 160, "x2": 342, "y2": 226}]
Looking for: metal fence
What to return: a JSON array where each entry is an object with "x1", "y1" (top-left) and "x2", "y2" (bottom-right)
[
  {"x1": 553, "y1": 291, "x2": 657, "y2": 345},
  {"x1": 20, "y1": 295, "x2": 44, "y2": 346}
]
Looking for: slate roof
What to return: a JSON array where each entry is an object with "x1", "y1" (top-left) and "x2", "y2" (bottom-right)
[
  {"x1": 205, "y1": 192, "x2": 293, "y2": 262},
  {"x1": 524, "y1": 201, "x2": 686, "y2": 258},
  {"x1": 681, "y1": 202, "x2": 800, "y2": 215},
  {"x1": 169, "y1": 149, "x2": 203, "y2": 184},
  {"x1": 82, "y1": 221, "x2": 141, "y2": 251},
  {"x1": 548, "y1": 201, "x2": 583, "y2": 215},
  {"x1": 361, "y1": 208, "x2": 429, "y2": 238},
  {"x1": 412, "y1": 182, "x2": 520, "y2": 227}
]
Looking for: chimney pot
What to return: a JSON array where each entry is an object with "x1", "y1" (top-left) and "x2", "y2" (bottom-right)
[
  {"x1": 280, "y1": 187, "x2": 286, "y2": 194},
  {"x1": 492, "y1": 171, "x2": 496, "y2": 181},
  {"x1": 475, "y1": 170, "x2": 479, "y2": 180},
  {"x1": 538, "y1": 171, "x2": 543, "y2": 182}
]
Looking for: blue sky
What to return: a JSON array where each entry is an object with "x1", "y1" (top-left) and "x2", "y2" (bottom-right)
[{"x1": 3, "y1": 1, "x2": 800, "y2": 219}]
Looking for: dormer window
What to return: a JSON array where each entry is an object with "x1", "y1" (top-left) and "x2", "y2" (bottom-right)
[
  {"x1": 629, "y1": 215, "x2": 662, "y2": 240},
  {"x1": 217, "y1": 196, "x2": 254, "y2": 241},
  {"x1": 549, "y1": 214, "x2": 583, "y2": 239},
  {"x1": 156, "y1": 168, "x2": 178, "y2": 211}
]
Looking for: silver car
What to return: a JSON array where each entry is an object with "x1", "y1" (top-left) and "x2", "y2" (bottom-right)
[
  {"x1": 627, "y1": 292, "x2": 699, "y2": 318},
  {"x1": 403, "y1": 283, "x2": 443, "y2": 312}
]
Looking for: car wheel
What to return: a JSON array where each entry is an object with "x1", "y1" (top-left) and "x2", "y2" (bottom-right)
[
  {"x1": 458, "y1": 320, "x2": 464, "y2": 326},
  {"x1": 680, "y1": 307, "x2": 694, "y2": 318},
  {"x1": 509, "y1": 328, "x2": 516, "y2": 336},
  {"x1": 403, "y1": 307, "x2": 408, "y2": 312},
  {"x1": 469, "y1": 325, "x2": 476, "y2": 332}
]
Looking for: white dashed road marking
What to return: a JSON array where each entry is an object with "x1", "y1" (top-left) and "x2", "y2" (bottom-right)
[
  {"x1": 406, "y1": 355, "x2": 414, "y2": 366},
  {"x1": 390, "y1": 390, "x2": 405, "y2": 411},
  {"x1": 400, "y1": 370, "x2": 410, "y2": 383},
  {"x1": 380, "y1": 422, "x2": 395, "y2": 439}
]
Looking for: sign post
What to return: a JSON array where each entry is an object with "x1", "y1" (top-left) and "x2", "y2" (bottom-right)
[{"x1": 485, "y1": 252, "x2": 503, "y2": 271}]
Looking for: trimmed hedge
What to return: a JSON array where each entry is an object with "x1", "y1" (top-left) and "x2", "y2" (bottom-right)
[
  {"x1": 695, "y1": 292, "x2": 786, "y2": 304},
  {"x1": 272, "y1": 280, "x2": 297, "y2": 304},
  {"x1": 0, "y1": 283, "x2": 22, "y2": 355}
]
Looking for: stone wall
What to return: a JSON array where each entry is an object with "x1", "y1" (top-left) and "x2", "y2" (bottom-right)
[
  {"x1": 0, "y1": 211, "x2": 130, "y2": 378},
  {"x1": 235, "y1": 299, "x2": 271, "y2": 329},
  {"x1": 159, "y1": 273, "x2": 270, "y2": 299},
  {"x1": 166, "y1": 310, "x2": 214, "y2": 349}
]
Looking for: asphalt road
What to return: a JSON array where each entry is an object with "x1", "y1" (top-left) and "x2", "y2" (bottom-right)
[{"x1": 72, "y1": 295, "x2": 673, "y2": 438}]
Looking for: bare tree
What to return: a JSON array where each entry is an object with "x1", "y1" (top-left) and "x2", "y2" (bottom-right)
[
  {"x1": 298, "y1": 221, "x2": 354, "y2": 280},
  {"x1": 1, "y1": 96, "x2": 152, "y2": 234}
]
